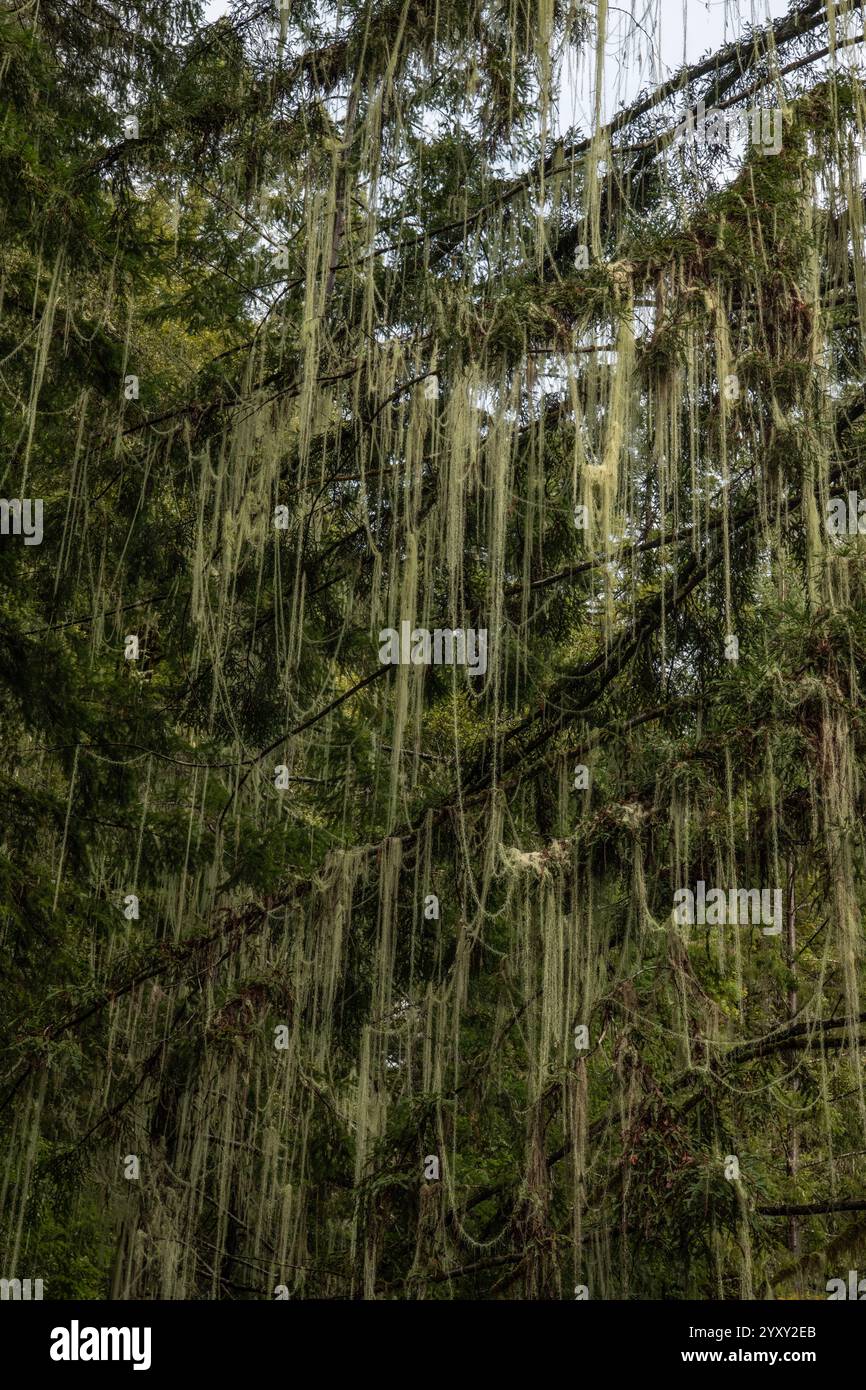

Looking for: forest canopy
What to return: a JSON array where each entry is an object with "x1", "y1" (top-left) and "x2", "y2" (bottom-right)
[{"x1": 2, "y1": 0, "x2": 866, "y2": 1300}]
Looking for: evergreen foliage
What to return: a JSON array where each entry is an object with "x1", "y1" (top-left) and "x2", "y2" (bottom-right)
[{"x1": 2, "y1": 0, "x2": 866, "y2": 1298}]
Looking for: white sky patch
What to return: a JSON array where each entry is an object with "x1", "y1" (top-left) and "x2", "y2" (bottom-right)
[{"x1": 557, "y1": 0, "x2": 792, "y2": 139}]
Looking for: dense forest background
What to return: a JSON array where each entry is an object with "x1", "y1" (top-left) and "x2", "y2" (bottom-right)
[{"x1": 2, "y1": 0, "x2": 866, "y2": 1300}]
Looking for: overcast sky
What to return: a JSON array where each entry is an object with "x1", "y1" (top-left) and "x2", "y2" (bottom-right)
[
  {"x1": 202, "y1": 0, "x2": 794, "y2": 132},
  {"x1": 559, "y1": 0, "x2": 791, "y2": 132}
]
